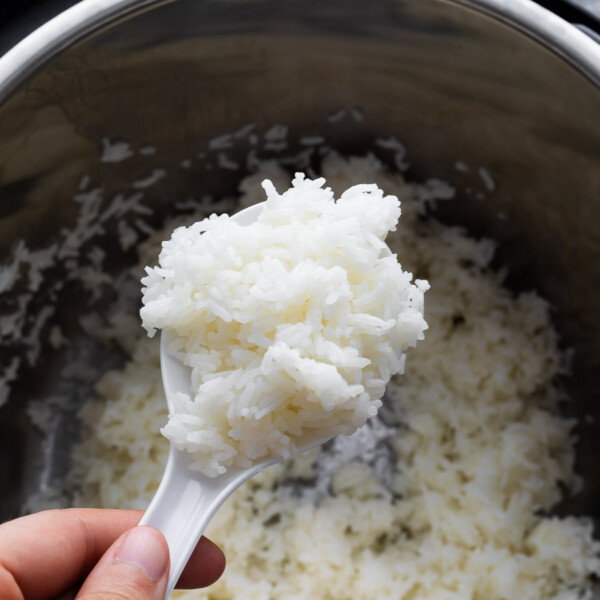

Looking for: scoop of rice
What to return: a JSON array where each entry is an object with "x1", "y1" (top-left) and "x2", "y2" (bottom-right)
[{"x1": 140, "y1": 173, "x2": 428, "y2": 476}]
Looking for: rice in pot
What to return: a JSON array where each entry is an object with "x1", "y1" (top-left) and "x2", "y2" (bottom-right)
[{"x1": 31, "y1": 154, "x2": 600, "y2": 600}]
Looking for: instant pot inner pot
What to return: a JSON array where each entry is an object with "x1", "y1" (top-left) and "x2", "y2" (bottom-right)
[{"x1": 0, "y1": 0, "x2": 599, "y2": 523}]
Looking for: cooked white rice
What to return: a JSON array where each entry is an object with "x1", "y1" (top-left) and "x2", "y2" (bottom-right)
[
  {"x1": 49, "y1": 154, "x2": 600, "y2": 600},
  {"x1": 140, "y1": 174, "x2": 428, "y2": 476}
]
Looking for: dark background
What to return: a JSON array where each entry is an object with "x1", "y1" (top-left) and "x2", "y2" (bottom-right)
[{"x1": 0, "y1": 0, "x2": 599, "y2": 58}]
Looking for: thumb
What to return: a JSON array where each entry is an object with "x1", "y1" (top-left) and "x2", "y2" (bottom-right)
[{"x1": 76, "y1": 526, "x2": 170, "y2": 600}]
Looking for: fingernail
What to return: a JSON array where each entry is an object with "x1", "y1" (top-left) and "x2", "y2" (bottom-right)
[{"x1": 115, "y1": 526, "x2": 169, "y2": 581}]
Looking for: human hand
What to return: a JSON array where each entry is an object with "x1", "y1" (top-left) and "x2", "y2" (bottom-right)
[{"x1": 0, "y1": 508, "x2": 225, "y2": 599}]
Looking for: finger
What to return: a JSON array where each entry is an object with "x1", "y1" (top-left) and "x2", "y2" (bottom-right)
[
  {"x1": 50, "y1": 585, "x2": 79, "y2": 600},
  {"x1": 0, "y1": 508, "x2": 140, "y2": 600},
  {"x1": 0, "y1": 508, "x2": 225, "y2": 599},
  {"x1": 75, "y1": 526, "x2": 169, "y2": 600},
  {"x1": 176, "y1": 536, "x2": 226, "y2": 589}
]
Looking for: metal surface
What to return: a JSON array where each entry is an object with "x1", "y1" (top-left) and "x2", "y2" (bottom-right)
[
  {"x1": 0, "y1": 0, "x2": 600, "y2": 531},
  {"x1": 535, "y1": 0, "x2": 600, "y2": 41},
  {"x1": 562, "y1": 0, "x2": 600, "y2": 21},
  {"x1": 0, "y1": 0, "x2": 80, "y2": 56}
]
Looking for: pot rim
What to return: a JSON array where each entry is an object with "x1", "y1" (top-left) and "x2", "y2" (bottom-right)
[{"x1": 0, "y1": 0, "x2": 599, "y2": 103}]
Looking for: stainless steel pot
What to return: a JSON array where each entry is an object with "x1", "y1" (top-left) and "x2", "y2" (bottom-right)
[{"x1": 1, "y1": 0, "x2": 599, "y2": 525}]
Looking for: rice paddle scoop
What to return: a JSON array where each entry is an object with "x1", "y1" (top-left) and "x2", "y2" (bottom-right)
[{"x1": 139, "y1": 203, "x2": 331, "y2": 599}]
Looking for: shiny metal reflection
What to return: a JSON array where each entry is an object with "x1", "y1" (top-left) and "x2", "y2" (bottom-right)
[{"x1": 0, "y1": 0, "x2": 599, "y2": 529}]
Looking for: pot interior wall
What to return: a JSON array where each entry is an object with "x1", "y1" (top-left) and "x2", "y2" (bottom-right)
[{"x1": 0, "y1": 0, "x2": 599, "y2": 522}]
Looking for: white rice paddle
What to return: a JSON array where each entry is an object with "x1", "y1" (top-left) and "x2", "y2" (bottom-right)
[{"x1": 139, "y1": 203, "x2": 330, "y2": 599}]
